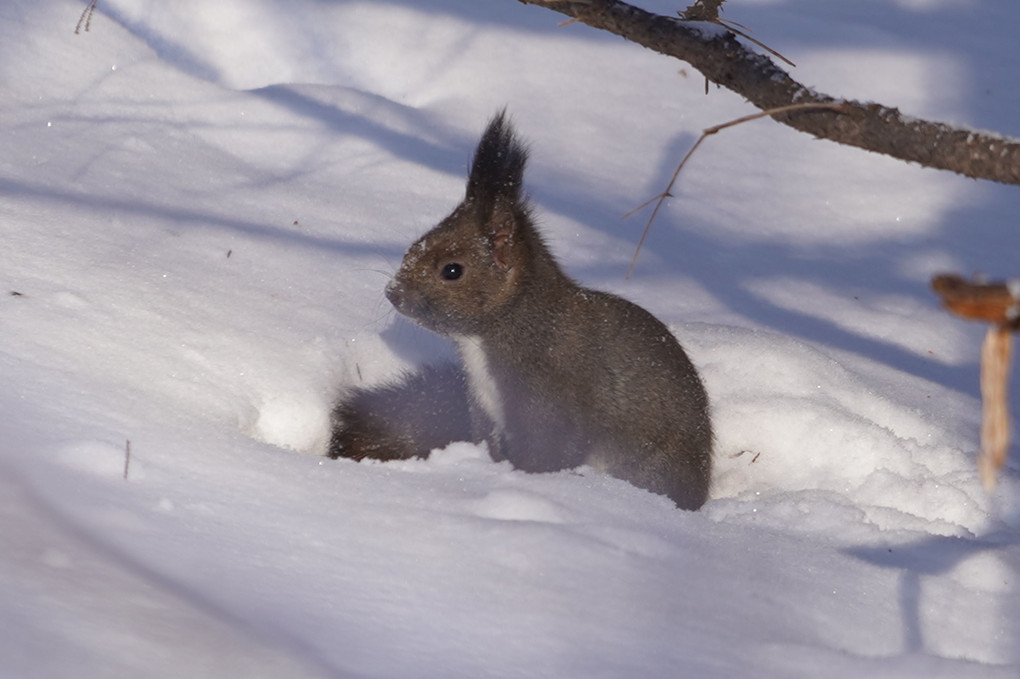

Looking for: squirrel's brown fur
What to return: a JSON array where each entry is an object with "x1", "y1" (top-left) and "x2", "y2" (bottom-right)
[{"x1": 330, "y1": 112, "x2": 713, "y2": 509}]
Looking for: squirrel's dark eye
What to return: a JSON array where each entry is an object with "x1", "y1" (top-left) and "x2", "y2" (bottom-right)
[{"x1": 441, "y1": 263, "x2": 463, "y2": 281}]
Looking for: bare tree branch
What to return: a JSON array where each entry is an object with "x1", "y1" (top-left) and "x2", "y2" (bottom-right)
[{"x1": 520, "y1": 0, "x2": 1020, "y2": 186}]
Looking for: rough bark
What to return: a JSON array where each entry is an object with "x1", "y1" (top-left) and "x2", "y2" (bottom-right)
[{"x1": 520, "y1": 0, "x2": 1020, "y2": 186}]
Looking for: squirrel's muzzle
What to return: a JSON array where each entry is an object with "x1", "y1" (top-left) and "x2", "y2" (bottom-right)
[{"x1": 384, "y1": 280, "x2": 404, "y2": 311}]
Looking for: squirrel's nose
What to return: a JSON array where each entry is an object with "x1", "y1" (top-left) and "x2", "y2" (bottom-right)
[{"x1": 384, "y1": 281, "x2": 403, "y2": 309}]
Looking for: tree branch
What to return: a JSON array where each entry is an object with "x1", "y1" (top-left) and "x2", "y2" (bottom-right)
[{"x1": 520, "y1": 0, "x2": 1020, "y2": 186}]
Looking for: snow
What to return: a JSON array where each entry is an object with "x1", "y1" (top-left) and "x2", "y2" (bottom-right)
[{"x1": 1, "y1": 0, "x2": 1019, "y2": 677}]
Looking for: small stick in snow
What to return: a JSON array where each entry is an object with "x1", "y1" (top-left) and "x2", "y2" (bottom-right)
[
  {"x1": 123, "y1": 439, "x2": 131, "y2": 480},
  {"x1": 75, "y1": 0, "x2": 99, "y2": 35}
]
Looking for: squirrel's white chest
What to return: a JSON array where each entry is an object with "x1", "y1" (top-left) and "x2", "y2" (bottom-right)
[{"x1": 454, "y1": 335, "x2": 506, "y2": 432}]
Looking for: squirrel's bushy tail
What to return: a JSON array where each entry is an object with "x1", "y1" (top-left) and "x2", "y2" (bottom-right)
[{"x1": 328, "y1": 363, "x2": 472, "y2": 461}]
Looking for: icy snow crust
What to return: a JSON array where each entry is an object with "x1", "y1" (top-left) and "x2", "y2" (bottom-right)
[{"x1": 1, "y1": 0, "x2": 1018, "y2": 677}]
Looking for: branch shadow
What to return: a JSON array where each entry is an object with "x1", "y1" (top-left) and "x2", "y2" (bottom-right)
[
  {"x1": 65, "y1": 0, "x2": 1020, "y2": 411},
  {"x1": 0, "y1": 175, "x2": 400, "y2": 261},
  {"x1": 845, "y1": 516, "x2": 1020, "y2": 661},
  {"x1": 530, "y1": 138, "x2": 999, "y2": 399},
  {"x1": 250, "y1": 84, "x2": 468, "y2": 177}
]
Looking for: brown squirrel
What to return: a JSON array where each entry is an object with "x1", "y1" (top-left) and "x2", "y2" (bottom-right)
[{"x1": 329, "y1": 112, "x2": 713, "y2": 509}]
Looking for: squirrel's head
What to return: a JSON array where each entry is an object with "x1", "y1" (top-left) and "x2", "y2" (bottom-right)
[{"x1": 387, "y1": 111, "x2": 549, "y2": 336}]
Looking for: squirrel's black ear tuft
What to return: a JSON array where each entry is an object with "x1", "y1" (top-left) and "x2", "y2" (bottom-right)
[{"x1": 466, "y1": 109, "x2": 529, "y2": 217}]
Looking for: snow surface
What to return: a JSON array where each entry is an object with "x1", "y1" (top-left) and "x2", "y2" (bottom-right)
[{"x1": 2, "y1": 0, "x2": 1019, "y2": 677}]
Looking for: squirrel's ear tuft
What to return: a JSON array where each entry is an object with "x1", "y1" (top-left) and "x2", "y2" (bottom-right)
[{"x1": 466, "y1": 109, "x2": 529, "y2": 218}]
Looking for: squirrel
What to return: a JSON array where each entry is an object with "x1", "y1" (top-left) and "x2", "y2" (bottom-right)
[{"x1": 328, "y1": 111, "x2": 713, "y2": 510}]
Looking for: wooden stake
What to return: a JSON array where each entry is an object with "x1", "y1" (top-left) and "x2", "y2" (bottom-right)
[
  {"x1": 933, "y1": 273, "x2": 1019, "y2": 490},
  {"x1": 979, "y1": 326, "x2": 1012, "y2": 490}
]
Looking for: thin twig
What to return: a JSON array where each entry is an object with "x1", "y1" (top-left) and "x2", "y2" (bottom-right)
[
  {"x1": 622, "y1": 136, "x2": 707, "y2": 277},
  {"x1": 624, "y1": 102, "x2": 845, "y2": 277},
  {"x1": 678, "y1": 1, "x2": 794, "y2": 68},
  {"x1": 717, "y1": 18, "x2": 795, "y2": 68}
]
